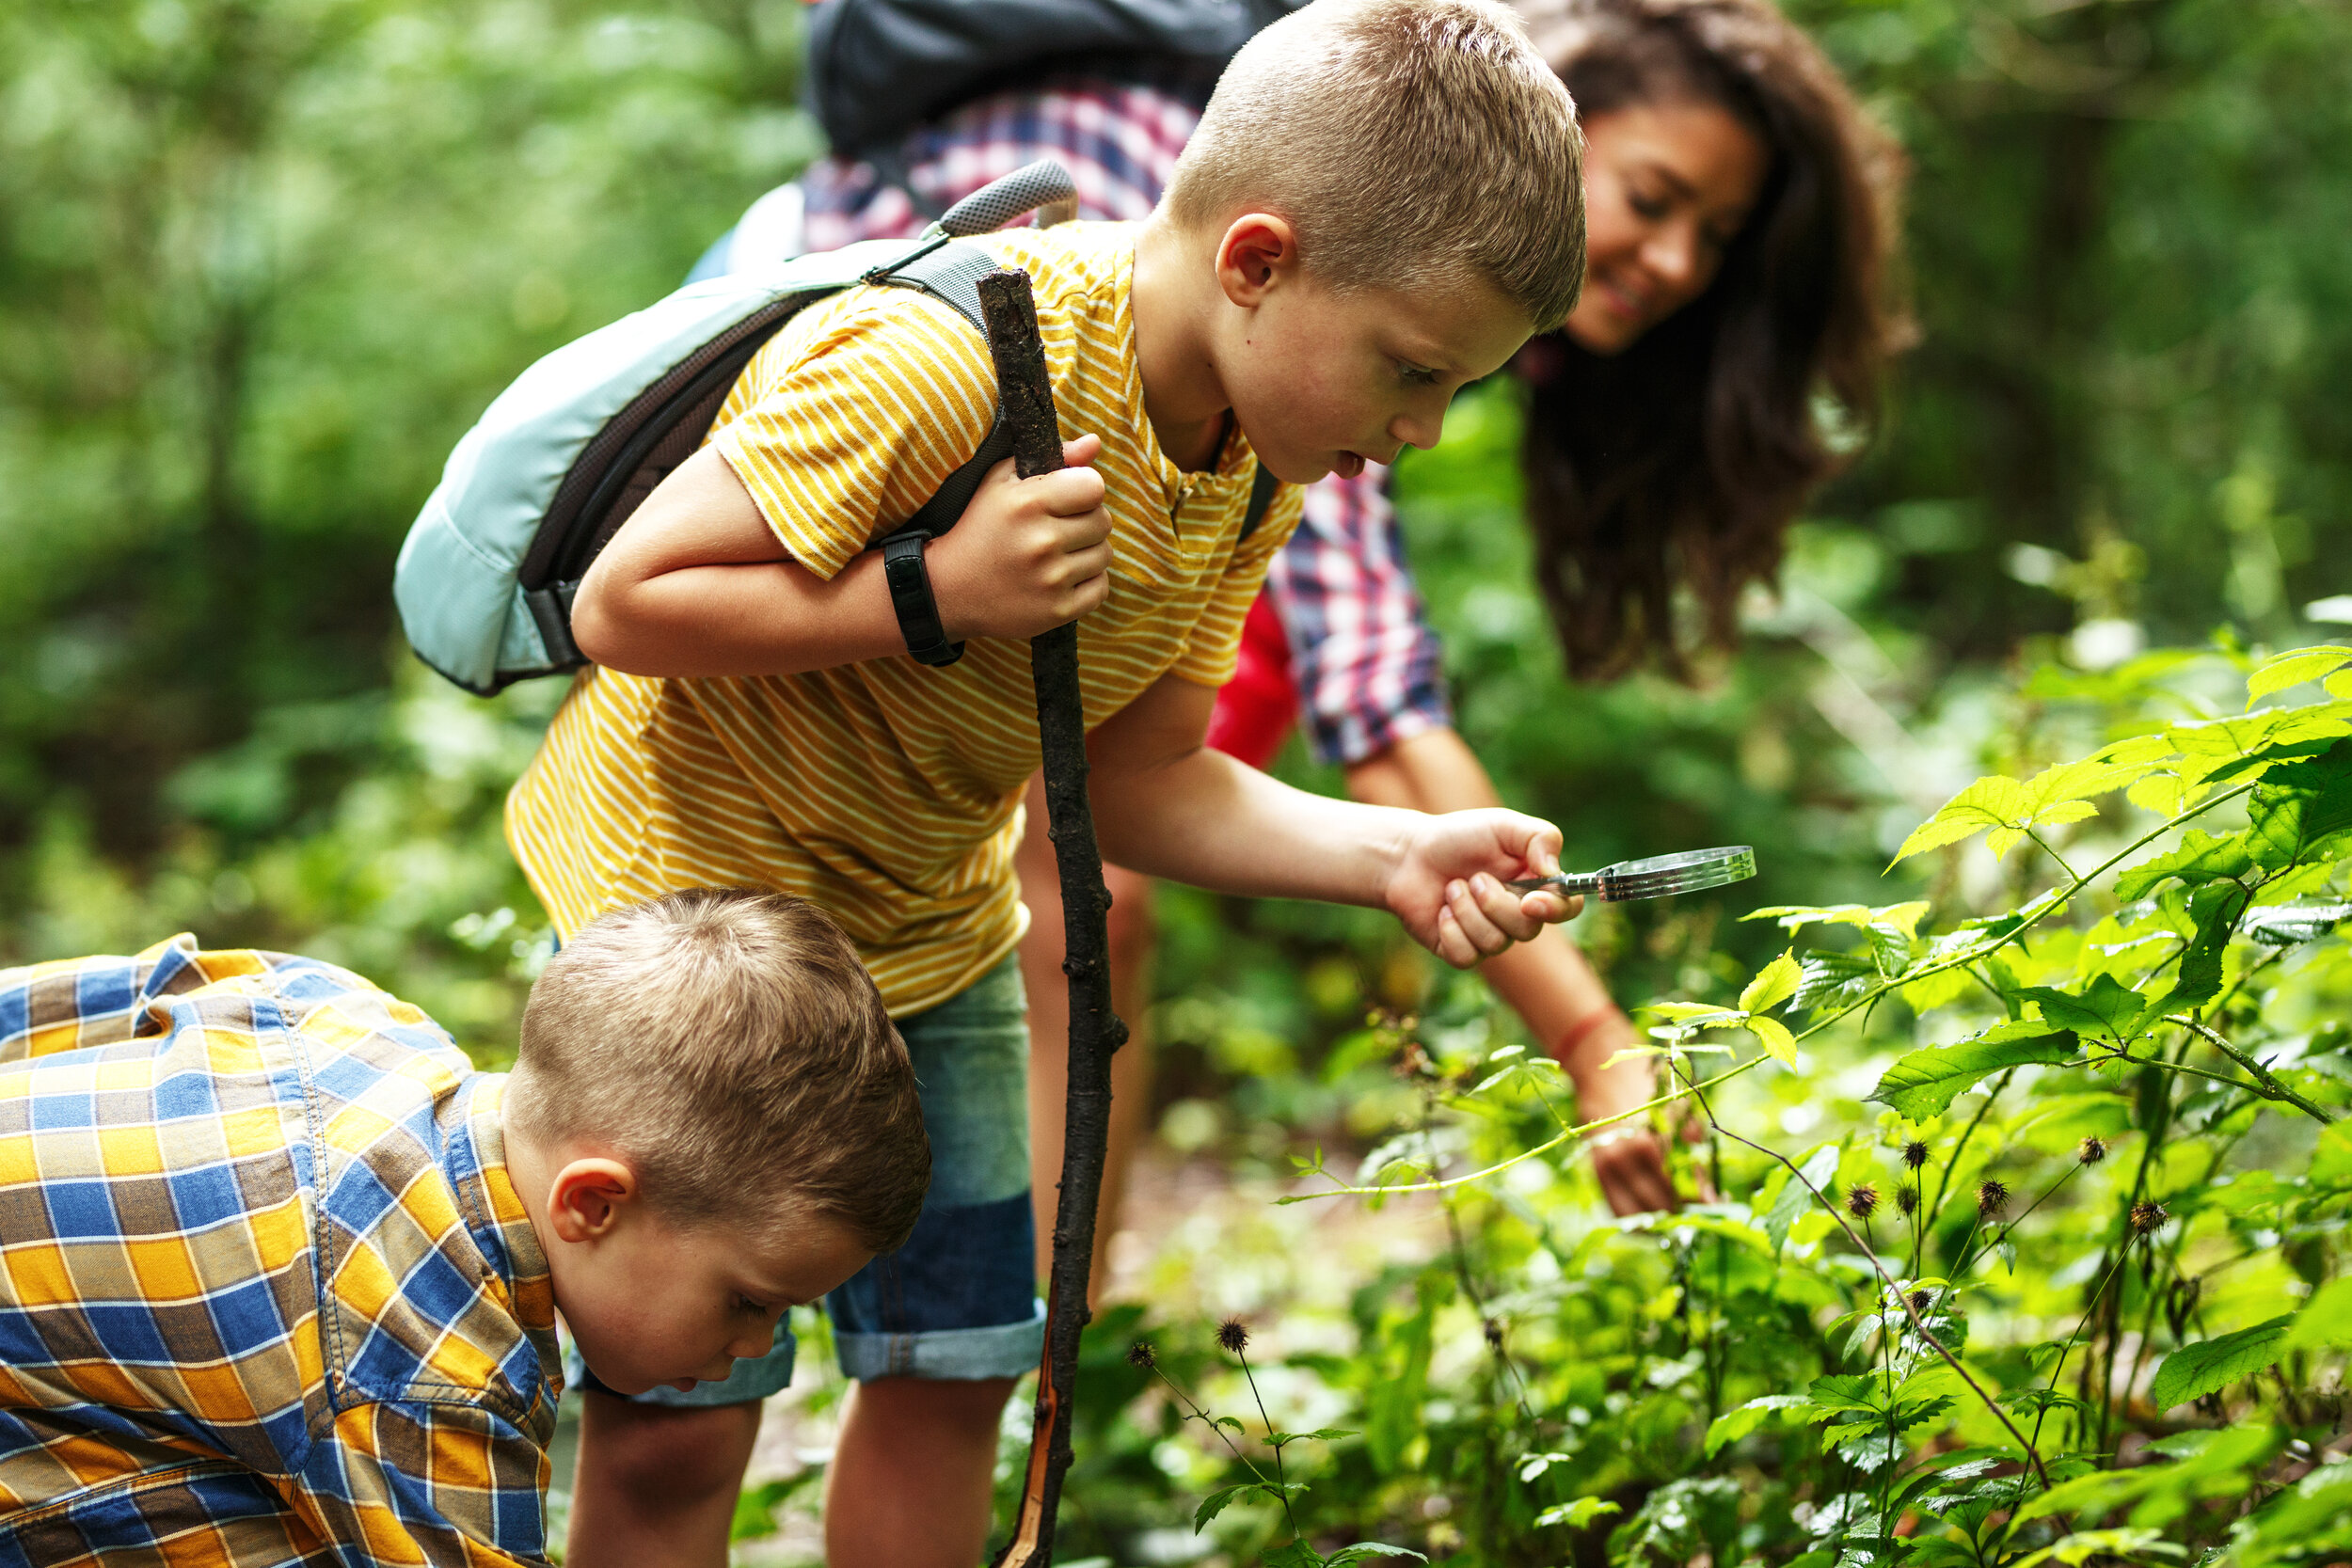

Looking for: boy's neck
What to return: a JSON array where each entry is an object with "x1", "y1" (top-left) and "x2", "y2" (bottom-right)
[{"x1": 1131, "y1": 212, "x2": 1234, "y2": 475}]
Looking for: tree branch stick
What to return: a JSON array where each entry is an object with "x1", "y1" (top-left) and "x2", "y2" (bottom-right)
[{"x1": 978, "y1": 266, "x2": 1128, "y2": 1568}]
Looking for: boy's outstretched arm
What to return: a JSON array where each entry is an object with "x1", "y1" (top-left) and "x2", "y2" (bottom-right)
[
  {"x1": 572, "y1": 437, "x2": 1113, "y2": 677},
  {"x1": 1088, "y1": 674, "x2": 1579, "y2": 968}
]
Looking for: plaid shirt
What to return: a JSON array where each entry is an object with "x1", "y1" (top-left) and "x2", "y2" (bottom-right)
[
  {"x1": 721, "y1": 75, "x2": 1452, "y2": 766},
  {"x1": 0, "y1": 939, "x2": 558, "y2": 1568}
]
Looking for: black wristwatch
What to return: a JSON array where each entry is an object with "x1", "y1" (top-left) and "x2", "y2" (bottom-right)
[{"x1": 881, "y1": 531, "x2": 964, "y2": 667}]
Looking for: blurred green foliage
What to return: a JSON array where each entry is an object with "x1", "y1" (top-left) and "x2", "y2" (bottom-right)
[{"x1": 3, "y1": 0, "x2": 2351, "y2": 1559}]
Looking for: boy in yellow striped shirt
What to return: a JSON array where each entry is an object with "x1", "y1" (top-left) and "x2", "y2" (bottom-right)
[{"x1": 506, "y1": 0, "x2": 1589, "y2": 1560}]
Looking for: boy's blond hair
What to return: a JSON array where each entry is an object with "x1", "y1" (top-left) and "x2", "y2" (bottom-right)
[
  {"x1": 510, "y1": 889, "x2": 928, "y2": 1252},
  {"x1": 1167, "y1": 0, "x2": 1585, "y2": 330}
]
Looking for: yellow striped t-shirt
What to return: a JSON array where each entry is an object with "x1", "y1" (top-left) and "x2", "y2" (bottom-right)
[{"x1": 506, "y1": 221, "x2": 1302, "y2": 1016}]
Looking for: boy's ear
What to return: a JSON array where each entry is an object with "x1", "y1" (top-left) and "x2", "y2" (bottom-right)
[
  {"x1": 1215, "y1": 214, "x2": 1300, "y2": 308},
  {"x1": 546, "y1": 1156, "x2": 642, "y2": 1243}
]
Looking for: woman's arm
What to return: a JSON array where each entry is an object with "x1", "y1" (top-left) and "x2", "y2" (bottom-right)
[{"x1": 1348, "y1": 727, "x2": 1677, "y2": 1215}]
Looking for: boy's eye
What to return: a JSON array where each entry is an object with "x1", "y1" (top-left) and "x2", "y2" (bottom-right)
[
  {"x1": 1398, "y1": 362, "x2": 1440, "y2": 387},
  {"x1": 735, "y1": 1294, "x2": 774, "y2": 1316}
]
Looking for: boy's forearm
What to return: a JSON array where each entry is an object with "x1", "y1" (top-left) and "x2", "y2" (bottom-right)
[
  {"x1": 572, "y1": 445, "x2": 909, "y2": 677},
  {"x1": 1092, "y1": 742, "x2": 1413, "y2": 906},
  {"x1": 577, "y1": 553, "x2": 910, "y2": 677}
]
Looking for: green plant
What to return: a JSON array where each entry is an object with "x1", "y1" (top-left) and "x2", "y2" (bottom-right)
[{"x1": 1266, "y1": 639, "x2": 2351, "y2": 1565}]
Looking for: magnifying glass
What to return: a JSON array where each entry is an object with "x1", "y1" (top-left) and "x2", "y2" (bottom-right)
[{"x1": 1509, "y1": 846, "x2": 1757, "y2": 903}]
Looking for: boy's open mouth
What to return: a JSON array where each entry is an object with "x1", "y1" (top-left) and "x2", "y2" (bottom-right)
[{"x1": 1333, "y1": 451, "x2": 1368, "y2": 479}]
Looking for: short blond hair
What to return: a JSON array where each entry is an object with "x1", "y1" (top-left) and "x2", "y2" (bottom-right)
[
  {"x1": 511, "y1": 890, "x2": 927, "y2": 1253},
  {"x1": 1167, "y1": 0, "x2": 1585, "y2": 329}
]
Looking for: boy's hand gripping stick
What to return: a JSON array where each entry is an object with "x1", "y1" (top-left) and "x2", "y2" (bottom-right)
[{"x1": 976, "y1": 264, "x2": 1123, "y2": 1568}]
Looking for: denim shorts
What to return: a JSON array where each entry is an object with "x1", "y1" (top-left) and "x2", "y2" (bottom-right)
[{"x1": 566, "y1": 953, "x2": 1043, "y2": 1405}]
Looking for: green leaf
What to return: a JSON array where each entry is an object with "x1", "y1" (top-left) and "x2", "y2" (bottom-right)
[
  {"x1": 2010, "y1": 1528, "x2": 2185, "y2": 1568},
  {"x1": 2114, "y1": 830, "x2": 2254, "y2": 901},
  {"x1": 2149, "y1": 1315, "x2": 2296, "y2": 1409},
  {"x1": 1891, "y1": 776, "x2": 2031, "y2": 865},
  {"x1": 2242, "y1": 901, "x2": 2352, "y2": 945},
  {"x1": 2313, "y1": 1124, "x2": 2352, "y2": 1187},
  {"x1": 1765, "y1": 1144, "x2": 1842, "y2": 1250},
  {"x1": 1365, "y1": 1289, "x2": 1435, "y2": 1473},
  {"x1": 2247, "y1": 645, "x2": 2352, "y2": 704},
  {"x1": 1740, "y1": 950, "x2": 1802, "y2": 1015},
  {"x1": 1532, "y1": 1497, "x2": 1621, "y2": 1530},
  {"x1": 2247, "y1": 737, "x2": 2352, "y2": 869},
  {"x1": 1747, "y1": 1015, "x2": 1797, "y2": 1067},
  {"x1": 1900, "y1": 965, "x2": 1976, "y2": 1014},
  {"x1": 1642, "y1": 1001, "x2": 1743, "y2": 1027},
  {"x1": 2287, "y1": 1281, "x2": 2352, "y2": 1349},
  {"x1": 1262, "y1": 1543, "x2": 1322, "y2": 1568},
  {"x1": 1322, "y1": 1545, "x2": 1429, "y2": 1565},
  {"x1": 1792, "y1": 949, "x2": 1877, "y2": 1015},
  {"x1": 2019, "y1": 973, "x2": 2158, "y2": 1044},
  {"x1": 1194, "y1": 1483, "x2": 1259, "y2": 1533},
  {"x1": 1703, "y1": 1393, "x2": 1821, "y2": 1456},
  {"x1": 2163, "y1": 881, "x2": 2251, "y2": 1012},
  {"x1": 1867, "y1": 1022, "x2": 2076, "y2": 1119}
]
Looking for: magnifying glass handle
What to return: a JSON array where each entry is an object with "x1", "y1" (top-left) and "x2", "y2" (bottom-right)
[{"x1": 1508, "y1": 871, "x2": 1602, "y2": 897}]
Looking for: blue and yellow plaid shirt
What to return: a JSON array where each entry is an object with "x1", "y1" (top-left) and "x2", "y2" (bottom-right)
[{"x1": 0, "y1": 938, "x2": 560, "y2": 1567}]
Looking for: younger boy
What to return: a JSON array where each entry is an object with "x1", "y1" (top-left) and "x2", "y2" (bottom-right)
[
  {"x1": 0, "y1": 890, "x2": 924, "y2": 1566},
  {"x1": 512, "y1": 0, "x2": 1587, "y2": 1561}
]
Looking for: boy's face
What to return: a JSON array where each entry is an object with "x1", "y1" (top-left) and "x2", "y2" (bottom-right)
[
  {"x1": 1207, "y1": 218, "x2": 1534, "y2": 485},
  {"x1": 553, "y1": 1189, "x2": 874, "y2": 1397}
]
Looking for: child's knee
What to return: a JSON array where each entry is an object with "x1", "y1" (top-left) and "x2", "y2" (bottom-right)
[{"x1": 578, "y1": 1392, "x2": 763, "y2": 1503}]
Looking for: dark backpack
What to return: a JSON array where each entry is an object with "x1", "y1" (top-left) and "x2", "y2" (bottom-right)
[{"x1": 806, "y1": 0, "x2": 1312, "y2": 154}]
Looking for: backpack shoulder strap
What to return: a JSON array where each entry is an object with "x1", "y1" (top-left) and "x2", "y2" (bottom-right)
[
  {"x1": 1238, "y1": 458, "x2": 1281, "y2": 544},
  {"x1": 868, "y1": 239, "x2": 1019, "y2": 539}
]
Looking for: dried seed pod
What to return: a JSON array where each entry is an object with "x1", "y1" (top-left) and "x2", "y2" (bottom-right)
[
  {"x1": 1903, "y1": 1140, "x2": 1930, "y2": 1169},
  {"x1": 1977, "y1": 1179, "x2": 2010, "y2": 1218},
  {"x1": 1217, "y1": 1317, "x2": 1251, "y2": 1354},
  {"x1": 1126, "y1": 1340, "x2": 1157, "y2": 1370},
  {"x1": 1896, "y1": 1184, "x2": 1920, "y2": 1216},
  {"x1": 2077, "y1": 1135, "x2": 2107, "y2": 1164},
  {"x1": 1846, "y1": 1182, "x2": 1880, "y2": 1221},
  {"x1": 1908, "y1": 1289, "x2": 1934, "y2": 1315},
  {"x1": 2130, "y1": 1199, "x2": 2169, "y2": 1235},
  {"x1": 1484, "y1": 1318, "x2": 1506, "y2": 1352}
]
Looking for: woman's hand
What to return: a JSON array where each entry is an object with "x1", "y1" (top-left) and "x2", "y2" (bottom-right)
[
  {"x1": 1556, "y1": 1008, "x2": 1680, "y2": 1215},
  {"x1": 1381, "y1": 809, "x2": 1581, "y2": 968}
]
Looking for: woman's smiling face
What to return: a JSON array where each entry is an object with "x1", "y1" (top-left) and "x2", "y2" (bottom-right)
[{"x1": 1564, "y1": 99, "x2": 1772, "y2": 356}]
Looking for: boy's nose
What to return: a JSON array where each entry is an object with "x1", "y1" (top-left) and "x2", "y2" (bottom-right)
[{"x1": 1391, "y1": 406, "x2": 1445, "y2": 453}]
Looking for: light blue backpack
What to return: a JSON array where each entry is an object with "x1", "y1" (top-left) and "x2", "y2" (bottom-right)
[{"x1": 394, "y1": 163, "x2": 1075, "y2": 694}]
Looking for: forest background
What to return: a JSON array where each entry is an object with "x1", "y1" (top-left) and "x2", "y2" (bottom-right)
[{"x1": 3, "y1": 0, "x2": 2349, "y2": 1563}]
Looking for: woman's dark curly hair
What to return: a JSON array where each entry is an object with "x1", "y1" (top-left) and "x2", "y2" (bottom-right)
[{"x1": 1514, "y1": 0, "x2": 1909, "y2": 680}]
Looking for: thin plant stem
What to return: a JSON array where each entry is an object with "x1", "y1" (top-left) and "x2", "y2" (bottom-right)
[
  {"x1": 2165, "y1": 1014, "x2": 2336, "y2": 1122},
  {"x1": 1673, "y1": 1063, "x2": 2052, "y2": 1489},
  {"x1": 2027, "y1": 1246, "x2": 2131, "y2": 1458},
  {"x1": 1926, "y1": 1072, "x2": 2011, "y2": 1263},
  {"x1": 1954, "y1": 1160, "x2": 2090, "y2": 1278},
  {"x1": 1233, "y1": 1349, "x2": 1301, "y2": 1542}
]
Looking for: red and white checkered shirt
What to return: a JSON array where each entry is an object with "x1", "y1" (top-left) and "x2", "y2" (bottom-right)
[{"x1": 708, "y1": 74, "x2": 1452, "y2": 766}]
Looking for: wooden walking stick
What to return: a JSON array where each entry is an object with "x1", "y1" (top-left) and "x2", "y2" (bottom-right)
[{"x1": 976, "y1": 263, "x2": 1126, "y2": 1568}]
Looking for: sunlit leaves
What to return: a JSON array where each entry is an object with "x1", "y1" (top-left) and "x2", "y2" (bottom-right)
[
  {"x1": 2245, "y1": 738, "x2": 2352, "y2": 869},
  {"x1": 2246, "y1": 645, "x2": 2352, "y2": 705},
  {"x1": 2113, "y1": 829, "x2": 2252, "y2": 900},
  {"x1": 1892, "y1": 736, "x2": 2174, "y2": 865},
  {"x1": 2018, "y1": 974, "x2": 2159, "y2": 1047}
]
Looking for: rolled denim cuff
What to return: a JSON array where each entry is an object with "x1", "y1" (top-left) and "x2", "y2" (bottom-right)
[{"x1": 834, "y1": 1297, "x2": 1044, "y2": 1382}]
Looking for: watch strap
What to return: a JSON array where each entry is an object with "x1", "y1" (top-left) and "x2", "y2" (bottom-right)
[{"x1": 881, "y1": 531, "x2": 964, "y2": 667}]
